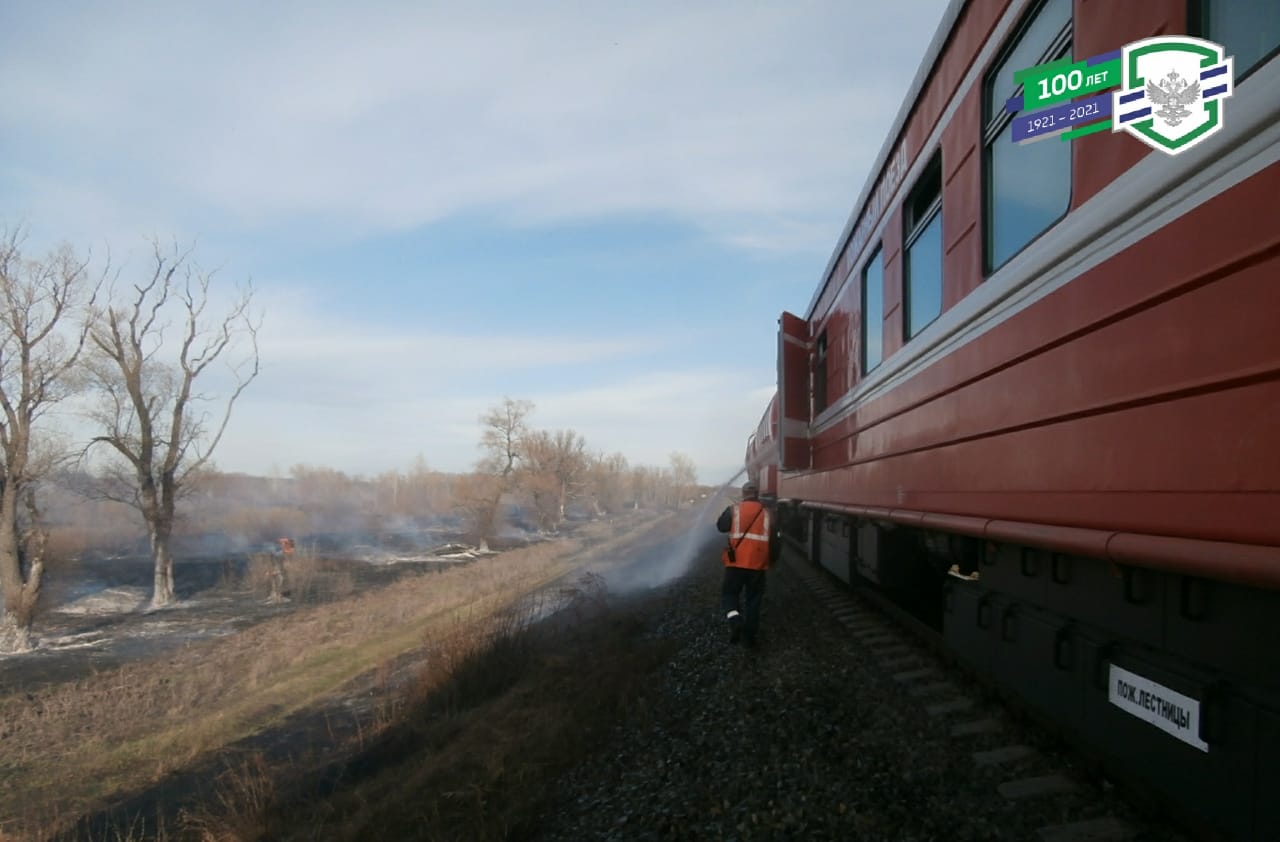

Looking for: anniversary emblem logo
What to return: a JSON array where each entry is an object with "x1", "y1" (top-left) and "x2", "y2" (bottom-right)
[{"x1": 1006, "y1": 35, "x2": 1235, "y2": 155}]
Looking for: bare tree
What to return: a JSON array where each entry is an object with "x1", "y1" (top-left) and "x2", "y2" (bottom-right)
[
  {"x1": 479, "y1": 397, "x2": 533, "y2": 481},
  {"x1": 586, "y1": 451, "x2": 630, "y2": 515},
  {"x1": 629, "y1": 465, "x2": 654, "y2": 509},
  {"x1": 0, "y1": 229, "x2": 101, "y2": 651},
  {"x1": 669, "y1": 452, "x2": 698, "y2": 507},
  {"x1": 522, "y1": 428, "x2": 589, "y2": 531},
  {"x1": 629, "y1": 464, "x2": 679, "y2": 509},
  {"x1": 290, "y1": 463, "x2": 363, "y2": 528},
  {"x1": 85, "y1": 242, "x2": 259, "y2": 608},
  {"x1": 621, "y1": 462, "x2": 692, "y2": 509},
  {"x1": 453, "y1": 471, "x2": 502, "y2": 545},
  {"x1": 473, "y1": 397, "x2": 533, "y2": 546},
  {"x1": 375, "y1": 454, "x2": 452, "y2": 519}
]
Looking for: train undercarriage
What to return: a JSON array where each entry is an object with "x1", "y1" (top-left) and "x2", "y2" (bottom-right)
[{"x1": 783, "y1": 501, "x2": 1280, "y2": 840}]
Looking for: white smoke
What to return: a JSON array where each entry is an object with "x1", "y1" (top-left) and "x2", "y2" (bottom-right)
[{"x1": 597, "y1": 467, "x2": 747, "y2": 594}]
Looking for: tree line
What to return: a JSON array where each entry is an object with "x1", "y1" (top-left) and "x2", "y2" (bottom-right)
[
  {"x1": 174, "y1": 438, "x2": 698, "y2": 557},
  {"x1": 456, "y1": 397, "x2": 699, "y2": 546}
]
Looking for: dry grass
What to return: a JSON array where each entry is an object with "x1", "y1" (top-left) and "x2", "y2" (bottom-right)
[
  {"x1": 241, "y1": 546, "x2": 355, "y2": 604},
  {"x1": 174, "y1": 563, "x2": 676, "y2": 842},
  {"x1": 0, "y1": 511, "x2": 685, "y2": 840}
]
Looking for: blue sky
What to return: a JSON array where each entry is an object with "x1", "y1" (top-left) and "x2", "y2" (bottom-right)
[{"x1": 0, "y1": 0, "x2": 949, "y2": 484}]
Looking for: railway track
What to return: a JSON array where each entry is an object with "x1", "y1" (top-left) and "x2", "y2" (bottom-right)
[{"x1": 783, "y1": 542, "x2": 1197, "y2": 842}]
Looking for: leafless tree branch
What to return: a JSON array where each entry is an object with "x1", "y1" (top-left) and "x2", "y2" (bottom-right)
[{"x1": 83, "y1": 241, "x2": 260, "y2": 607}]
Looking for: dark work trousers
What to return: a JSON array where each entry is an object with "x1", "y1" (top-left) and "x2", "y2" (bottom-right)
[{"x1": 720, "y1": 566, "x2": 767, "y2": 643}]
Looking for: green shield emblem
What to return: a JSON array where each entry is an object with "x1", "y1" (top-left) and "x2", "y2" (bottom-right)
[{"x1": 1111, "y1": 36, "x2": 1235, "y2": 156}]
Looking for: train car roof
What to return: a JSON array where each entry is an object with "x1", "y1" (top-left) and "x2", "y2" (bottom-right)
[{"x1": 805, "y1": 0, "x2": 966, "y2": 321}]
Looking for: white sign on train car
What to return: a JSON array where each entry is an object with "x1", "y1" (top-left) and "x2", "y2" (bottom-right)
[{"x1": 1108, "y1": 664, "x2": 1209, "y2": 752}]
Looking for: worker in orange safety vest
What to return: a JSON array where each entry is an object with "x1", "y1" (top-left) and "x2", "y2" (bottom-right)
[{"x1": 715, "y1": 480, "x2": 779, "y2": 648}]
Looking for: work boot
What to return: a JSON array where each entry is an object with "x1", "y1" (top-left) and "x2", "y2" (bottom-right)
[{"x1": 726, "y1": 610, "x2": 743, "y2": 644}]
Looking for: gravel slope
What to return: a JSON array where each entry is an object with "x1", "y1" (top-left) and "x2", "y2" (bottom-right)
[{"x1": 531, "y1": 545, "x2": 1184, "y2": 842}]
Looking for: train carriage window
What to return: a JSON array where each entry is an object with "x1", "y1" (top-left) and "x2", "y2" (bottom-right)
[
  {"x1": 983, "y1": 0, "x2": 1072, "y2": 273},
  {"x1": 861, "y1": 247, "x2": 884, "y2": 374},
  {"x1": 903, "y1": 155, "x2": 943, "y2": 341},
  {"x1": 1196, "y1": 0, "x2": 1280, "y2": 80},
  {"x1": 814, "y1": 331, "x2": 828, "y2": 415}
]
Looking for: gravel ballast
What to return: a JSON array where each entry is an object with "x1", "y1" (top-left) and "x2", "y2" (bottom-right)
[{"x1": 531, "y1": 542, "x2": 1186, "y2": 842}]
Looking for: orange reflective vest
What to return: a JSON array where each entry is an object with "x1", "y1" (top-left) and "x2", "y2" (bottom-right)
[{"x1": 722, "y1": 500, "x2": 771, "y2": 570}]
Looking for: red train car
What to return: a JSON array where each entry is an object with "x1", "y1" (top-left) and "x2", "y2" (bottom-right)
[
  {"x1": 754, "y1": 1, "x2": 1280, "y2": 837},
  {"x1": 744, "y1": 396, "x2": 779, "y2": 499}
]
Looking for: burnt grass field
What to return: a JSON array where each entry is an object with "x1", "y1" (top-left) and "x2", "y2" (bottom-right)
[
  {"x1": 0, "y1": 506, "x2": 725, "y2": 841},
  {"x1": 1, "y1": 533, "x2": 491, "y2": 693}
]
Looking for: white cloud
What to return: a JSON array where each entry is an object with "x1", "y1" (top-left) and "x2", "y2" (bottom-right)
[
  {"x1": 157, "y1": 289, "x2": 752, "y2": 480},
  {"x1": 213, "y1": 361, "x2": 775, "y2": 485},
  {"x1": 0, "y1": 0, "x2": 948, "y2": 251},
  {"x1": 3, "y1": 1, "x2": 952, "y2": 483},
  {"x1": 246, "y1": 288, "x2": 654, "y2": 406},
  {"x1": 159, "y1": 282, "x2": 770, "y2": 481}
]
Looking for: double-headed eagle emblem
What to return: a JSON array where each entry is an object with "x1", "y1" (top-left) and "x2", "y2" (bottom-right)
[
  {"x1": 1112, "y1": 37, "x2": 1232, "y2": 156},
  {"x1": 1146, "y1": 69, "x2": 1200, "y2": 126}
]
